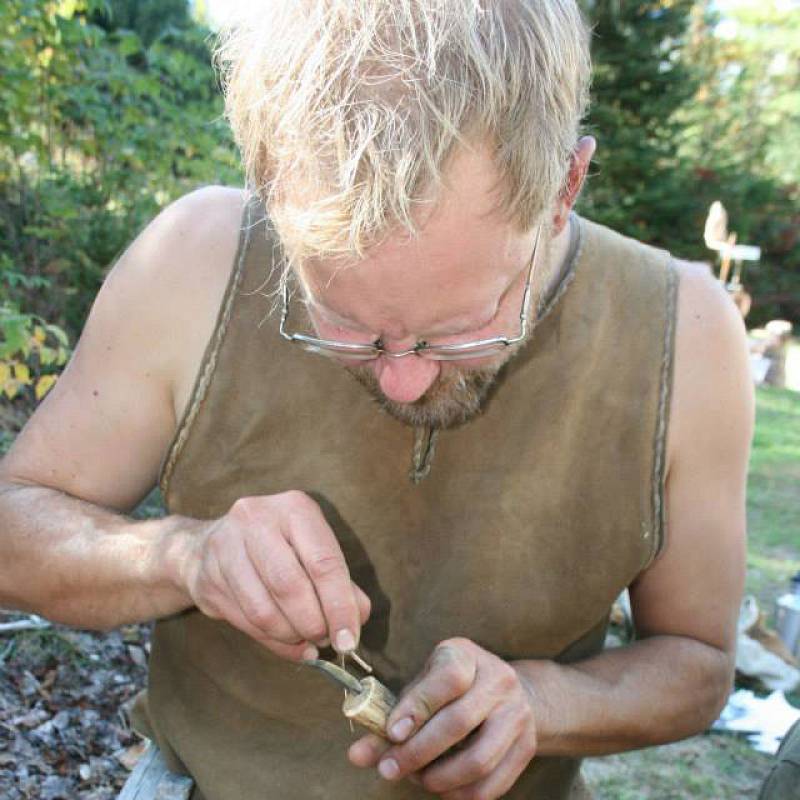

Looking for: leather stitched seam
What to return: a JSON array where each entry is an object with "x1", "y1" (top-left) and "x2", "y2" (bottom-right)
[{"x1": 158, "y1": 195, "x2": 255, "y2": 499}]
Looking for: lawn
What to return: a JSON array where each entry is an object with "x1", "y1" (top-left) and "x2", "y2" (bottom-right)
[{"x1": 583, "y1": 385, "x2": 800, "y2": 798}]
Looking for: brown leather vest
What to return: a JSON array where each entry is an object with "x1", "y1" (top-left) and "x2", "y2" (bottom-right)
[{"x1": 132, "y1": 195, "x2": 678, "y2": 800}]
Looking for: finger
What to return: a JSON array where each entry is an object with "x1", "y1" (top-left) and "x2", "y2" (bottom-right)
[
  {"x1": 206, "y1": 584, "x2": 316, "y2": 662},
  {"x1": 285, "y1": 502, "x2": 361, "y2": 653},
  {"x1": 386, "y1": 642, "x2": 477, "y2": 743},
  {"x1": 218, "y1": 542, "x2": 303, "y2": 644},
  {"x1": 347, "y1": 734, "x2": 390, "y2": 768},
  {"x1": 245, "y1": 524, "x2": 330, "y2": 646},
  {"x1": 439, "y1": 737, "x2": 536, "y2": 800},
  {"x1": 353, "y1": 582, "x2": 371, "y2": 625},
  {"x1": 419, "y1": 705, "x2": 521, "y2": 793},
  {"x1": 378, "y1": 693, "x2": 487, "y2": 781}
]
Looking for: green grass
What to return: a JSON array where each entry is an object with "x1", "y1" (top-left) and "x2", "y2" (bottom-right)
[
  {"x1": 585, "y1": 385, "x2": 800, "y2": 798},
  {"x1": 746, "y1": 387, "x2": 800, "y2": 614}
]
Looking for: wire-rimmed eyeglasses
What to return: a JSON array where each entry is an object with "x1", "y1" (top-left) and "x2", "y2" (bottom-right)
[{"x1": 279, "y1": 226, "x2": 542, "y2": 362}]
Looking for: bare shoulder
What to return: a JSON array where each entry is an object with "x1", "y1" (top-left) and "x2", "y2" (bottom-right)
[
  {"x1": 629, "y1": 260, "x2": 752, "y2": 654},
  {"x1": 0, "y1": 185, "x2": 247, "y2": 511},
  {"x1": 666, "y1": 259, "x2": 753, "y2": 473},
  {"x1": 129, "y1": 185, "x2": 248, "y2": 418}
]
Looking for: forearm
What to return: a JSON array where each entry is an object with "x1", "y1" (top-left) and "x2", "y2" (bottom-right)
[
  {"x1": 0, "y1": 481, "x2": 195, "y2": 629},
  {"x1": 513, "y1": 635, "x2": 733, "y2": 757}
]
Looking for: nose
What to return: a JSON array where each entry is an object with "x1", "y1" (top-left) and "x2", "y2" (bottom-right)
[{"x1": 373, "y1": 354, "x2": 441, "y2": 404}]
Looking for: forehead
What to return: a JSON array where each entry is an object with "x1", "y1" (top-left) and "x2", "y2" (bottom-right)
[{"x1": 298, "y1": 142, "x2": 529, "y2": 334}]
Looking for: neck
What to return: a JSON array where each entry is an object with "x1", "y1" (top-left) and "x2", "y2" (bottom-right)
[{"x1": 530, "y1": 215, "x2": 573, "y2": 315}]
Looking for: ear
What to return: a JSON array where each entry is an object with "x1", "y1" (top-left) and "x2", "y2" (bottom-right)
[{"x1": 551, "y1": 136, "x2": 596, "y2": 235}]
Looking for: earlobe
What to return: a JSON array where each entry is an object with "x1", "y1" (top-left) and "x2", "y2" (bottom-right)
[{"x1": 551, "y1": 136, "x2": 597, "y2": 234}]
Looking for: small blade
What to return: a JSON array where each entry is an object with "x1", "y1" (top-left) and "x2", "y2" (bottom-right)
[{"x1": 304, "y1": 659, "x2": 364, "y2": 694}]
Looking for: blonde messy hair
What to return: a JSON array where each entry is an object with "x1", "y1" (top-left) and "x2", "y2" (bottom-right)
[{"x1": 215, "y1": 1, "x2": 591, "y2": 268}]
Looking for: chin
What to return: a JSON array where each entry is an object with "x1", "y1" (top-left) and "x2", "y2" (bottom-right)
[{"x1": 346, "y1": 362, "x2": 502, "y2": 429}]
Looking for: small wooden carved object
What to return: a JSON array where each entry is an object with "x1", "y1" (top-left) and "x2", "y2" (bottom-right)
[{"x1": 305, "y1": 655, "x2": 397, "y2": 738}]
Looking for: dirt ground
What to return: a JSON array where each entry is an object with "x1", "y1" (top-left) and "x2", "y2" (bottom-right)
[
  {"x1": 0, "y1": 620, "x2": 149, "y2": 799},
  {"x1": 0, "y1": 614, "x2": 783, "y2": 800}
]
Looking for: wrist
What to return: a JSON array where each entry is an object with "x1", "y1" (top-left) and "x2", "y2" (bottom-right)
[
  {"x1": 511, "y1": 658, "x2": 570, "y2": 756},
  {"x1": 142, "y1": 514, "x2": 202, "y2": 611}
]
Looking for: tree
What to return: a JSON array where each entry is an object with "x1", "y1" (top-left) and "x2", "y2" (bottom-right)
[
  {"x1": 675, "y1": 0, "x2": 800, "y2": 323},
  {"x1": 578, "y1": 0, "x2": 700, "y2": 248},
  {"x1": 0, "y1": 0, "x2": 241, "y2": 335},
  {"x1": 90, "y1": 0, "x2": 192, "y2": 46}
]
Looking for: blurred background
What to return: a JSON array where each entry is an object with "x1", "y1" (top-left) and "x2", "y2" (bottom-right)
[{"x1": 0, "y1": 1, "x2": 798, "y2": 798}]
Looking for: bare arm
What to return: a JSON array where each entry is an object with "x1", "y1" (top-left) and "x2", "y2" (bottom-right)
[
  {"x1": 0, "y1": 186, "x2": 368, "y2": 657},
  {"x1": 0, "y1": 186, "x2": 244, "y2": 625},
  {"x1": 0, "y1": 482, "x2": 194, "y2": 627}
]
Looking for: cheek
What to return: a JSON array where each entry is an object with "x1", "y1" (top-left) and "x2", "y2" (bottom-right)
[
  {"x1": 311, "y1": 318, "x2": 368, "y2": 342},
  {"x1": 436, "y1": 355, "x2": 505, "y2": 374}
]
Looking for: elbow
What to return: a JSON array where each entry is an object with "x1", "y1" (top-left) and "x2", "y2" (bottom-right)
[
  {"x1": 700, "y1": 649, "x2": 735, "y2": 729},
  {"x1": 674, "y1": 642, "x2": 735, "y2": 741},
  {"x1": 635, "y1": 637, "x2": 735, "y2": 747}
]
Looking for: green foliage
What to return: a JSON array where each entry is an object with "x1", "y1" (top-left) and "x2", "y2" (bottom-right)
[
  {"x1": 579, "y1": 0, "x2": 700, "y2": 243},
  {"x1": 578, "y1": 0, "x2": 800, "y2": 326},
  {"x1": 90, "y1": 0, "x2": 192, "y2": 46},
  {"x1": 1, "y1": 0, "x2": 797, "y2": 347},
  {"x1": 675, "y1": 1, "x2": 800, "y2": 324},
  {"x1": 0, "y1": 301, "x2": 70, "y2": 415},
  {"x1": 0, "y1": 0, "x2": 241, "y2": 338}
]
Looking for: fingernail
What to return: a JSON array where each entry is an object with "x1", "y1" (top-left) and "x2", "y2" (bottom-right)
[
  {"x1": 378, "y1": 758, "x2": 399, "y2": 780},
  {"x1": 335, "y1": 629, "x2": 356, "y2": 653},
  {"x1": 302, "y1": 644, "x2": 319, "y2": 661},
  {"x1": 389, "y1": 717, "x2": 414, "y2": 742}
]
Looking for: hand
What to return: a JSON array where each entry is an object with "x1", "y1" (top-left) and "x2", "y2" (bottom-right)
[
  {"x1": 175, "y1": 491, "x2": 370, "y2": 661},
  {"x1": 348, "y1": 638, "x2": 538, "y2": 799}
]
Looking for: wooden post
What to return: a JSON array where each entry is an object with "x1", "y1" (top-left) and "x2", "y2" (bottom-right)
[
  {"x1": 719, "y1": 232, "x2": 737, "y2": 285},
  {"x1": 118, "y1": 743, "x2": 193, "y2": 800}
]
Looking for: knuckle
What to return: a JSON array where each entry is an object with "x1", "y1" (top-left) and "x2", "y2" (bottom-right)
[
  {"x1": 433, "y1": 640, "x2": 476, "y2": 690},
  {"x1": 399, "y1": 738, "x2": 428, "y2": 772},
  {"x1": 445, "y1": 704, "x2": 478, "y2": 737},
  {"x1": 279, "y1": 489, "x2": 316, "y2": 514},
  {"x1": 240, "y1": 599, "x2": 277, "y2": 631},
  {"x1": 230, "y1": 495, "x2": 260, "y2": 521},
  {"x1": 494, "y1": 661, "x2": 519, "y2": 691},
  {"x1": 405, "y1": 693, "x2": 435, "y2": 726},
  {"x1": 305, "y1": 550, "x2": 348, "y2": 582},
  {"x1": 207, "y1": 528, "x2": 228, "y2": 557},
  {"x1": 267, "y1": 563, "x2": 305, "y2": 597},
  {"x1": 443, "y1": 658, "x2": 474, "y2": 693},
  {"x1": 462, "y1": 748, "x2": 493, "y2": 779},
  {"x1": 294, "y1": 614, "x2": 327, "y2": 642}
]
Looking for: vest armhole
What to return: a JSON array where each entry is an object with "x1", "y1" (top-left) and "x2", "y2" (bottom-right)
[
  {"x1": 157, "y1": 196, "x2": 256, "y2": 500},
  {"x1": 643, "y1": 255, "x2": 680, "y2": 570}
]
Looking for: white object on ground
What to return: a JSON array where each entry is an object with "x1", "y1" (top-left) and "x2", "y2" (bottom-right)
[
  {"x1": 713, "y1": 690, "x2": 800, "y2": 755},
  {"x1": 750, "y1": 354, "x2": 771, "y2": 385},
  {"x1": 736, "y1": 596, "x2": 800, "y2": 693},
  {"x1": 737, "y1": 634, "x2": 800, "y2": 692}
]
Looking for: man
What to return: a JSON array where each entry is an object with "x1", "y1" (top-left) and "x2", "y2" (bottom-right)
[{"x1": 0, "y1": 2, "x2": 752, "y2": 798}]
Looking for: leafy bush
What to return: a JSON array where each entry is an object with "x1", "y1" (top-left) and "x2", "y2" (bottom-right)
[
  {"x1": 0, "y1": 302, "x2": 69, "y2": 435},
  {"x1": 0, "y1": 0, "x2": 242, "y2": 339}
]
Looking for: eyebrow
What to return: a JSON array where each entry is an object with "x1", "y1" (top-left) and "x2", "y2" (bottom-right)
[
  {"x1": 307, "y1": 277, "x2": 515, "y2": 339},
  {"x1": 304, "y1": 250, "x2": 530, "y2": 338}
]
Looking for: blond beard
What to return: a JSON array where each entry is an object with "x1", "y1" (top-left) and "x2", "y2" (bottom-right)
[{"x1": 346, "y1": 361, "x2": 503, "y2": 429}]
